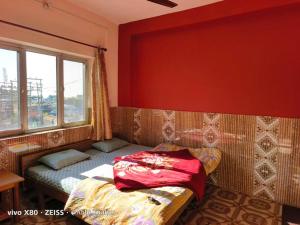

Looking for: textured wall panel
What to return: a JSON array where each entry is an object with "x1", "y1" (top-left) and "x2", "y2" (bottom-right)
[
  {"x1": 111, "y1": 107, "x2": 134, "y2": 142},
  {"x1": 0, "y1": 125, "x2": 92, "y2": 173},
  {"x1": 276, "y1": 118, "x2": 294, "y2": 205},
  {"x1": 289, "y1": 119, "x2": 300, "y2": 206},
  {"x1": 235, "y1": 115, "x2": 256, "y2": 143},
  {"x1": 139, "y1": 109, "x2": 164, "y2": 147},
  {"x1": 111, "y1": 107, "x2": 300, "y2": 207},
  {"x1": 175, "y1": 111, "x2": 203, "y2": 148}
]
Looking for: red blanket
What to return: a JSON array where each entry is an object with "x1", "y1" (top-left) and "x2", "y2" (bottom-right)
[{"x1": 113, "y1": 149, "x2": 206, "y2": 199}]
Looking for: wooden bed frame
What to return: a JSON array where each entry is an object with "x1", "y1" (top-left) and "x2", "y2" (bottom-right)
[
  {"x1": 20, "y1": 140, "x2": 95, "y2": 207},
  {"x1": 20, "y1": 139, "x2": 194, "y2": 225}
]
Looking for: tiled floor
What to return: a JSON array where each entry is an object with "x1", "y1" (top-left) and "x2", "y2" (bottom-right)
[
  {"x1": 1, "y1": 185, "x2": 282, "y2": 225},
  {"x1": 176, "y1": 185, "x2": 282, "y2": 225}
]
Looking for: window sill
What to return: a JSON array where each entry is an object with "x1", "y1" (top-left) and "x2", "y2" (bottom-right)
[{"x1": 0, "y1": 124, "x2": 92, "y2": 142}]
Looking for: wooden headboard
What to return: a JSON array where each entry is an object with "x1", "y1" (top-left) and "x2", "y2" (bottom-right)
[{"x1": 20, "y1": 139, "x2": 95, "y2": 178}]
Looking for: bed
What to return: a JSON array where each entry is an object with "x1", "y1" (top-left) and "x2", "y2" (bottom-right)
[{"x1": 21, "y1": 140, "x2": 195, "y2": 225}]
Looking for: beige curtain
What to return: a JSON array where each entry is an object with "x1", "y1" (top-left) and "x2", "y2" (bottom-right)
[{"x1": 91, "y1": 48, "x2": 112, "y2": 140}]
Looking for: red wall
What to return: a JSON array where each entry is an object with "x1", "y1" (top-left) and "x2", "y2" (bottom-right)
[{"x1": 119, "y1": 0, "x2": 300, "y2": 117}]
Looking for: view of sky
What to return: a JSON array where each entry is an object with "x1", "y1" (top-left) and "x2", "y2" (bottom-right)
[
  {"x1": 26, "y1": 51, "x2": 57, "y2": 98},
  {"x1": 63, "y1": 60, "x2": 84, "y2": 98},
  {"x1": 0, "y1": 49, "x2": 18, "y2": 83},
  {"x1": 0, "y1": 49, "x2": 84, "y2": 98}
]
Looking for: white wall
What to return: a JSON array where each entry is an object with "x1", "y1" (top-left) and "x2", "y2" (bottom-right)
[{"x1": 0, "y1": 0, "x2": 118, "y2": 106}]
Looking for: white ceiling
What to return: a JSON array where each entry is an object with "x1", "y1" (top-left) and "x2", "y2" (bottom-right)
[{"x1": 69, "y1": 0, "x2": 223, "y2": 25}]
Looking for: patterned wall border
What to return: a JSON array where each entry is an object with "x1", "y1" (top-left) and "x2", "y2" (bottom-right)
[
  {"x1": 162, "y1": 110, "x2": 175, "y2": 143},
  {"x1": 254, "y1": 117, "x2": 279, "y2": 200},
  {"x1": 133, "y1": 108, "x2": 142, "y2": 144}
]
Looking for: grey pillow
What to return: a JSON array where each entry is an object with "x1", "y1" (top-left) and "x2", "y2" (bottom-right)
[
  {"x1": 38, "y1": 149, "x2": 90, "y2": 170},
  {"x1": 92, "y1": 138, "x2": 129, "y2": 153}
]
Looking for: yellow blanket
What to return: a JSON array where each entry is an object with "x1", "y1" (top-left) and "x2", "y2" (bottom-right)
[{"x1": 64, "y1": 178, "x2": 193, "y2": 225}]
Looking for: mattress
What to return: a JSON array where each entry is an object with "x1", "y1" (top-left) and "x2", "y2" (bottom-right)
[{"x1": 26, "y1": 144, "x2": 152, "y2": 194}]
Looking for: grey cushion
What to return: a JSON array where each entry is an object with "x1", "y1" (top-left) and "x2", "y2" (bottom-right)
[
  {"x1": 38, "y1": 149, "x2": 90, "y2": 170},
  {"x1": 92, "y1": 138, "x2": 129, "y2": 153}
]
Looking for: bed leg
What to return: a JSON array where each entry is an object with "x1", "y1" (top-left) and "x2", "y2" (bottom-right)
[{"x1": 37, "y1": 191, "x2": 45, "y2": 210}]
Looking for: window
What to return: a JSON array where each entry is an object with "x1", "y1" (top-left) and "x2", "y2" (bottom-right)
[
  {"x1": 0, "y1": 49, "x2": 20, "y2": 132},
  {"x1": 63, "y1": 60, "x2": 86, "y2": 124},
  {"x1": 0, "y1": 42, "x2": 88, "y2": 137},
  {"x1": 26, "y1": 51, "x2": 57, "y2": 129}
]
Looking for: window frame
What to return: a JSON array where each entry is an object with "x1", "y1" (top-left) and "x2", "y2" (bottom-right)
[
  {"x1": 25, "y1": 47, "x2": 60, "y2": 133},
  {"x1": 0, "y1": 41, "x2": 90, "y2": 138},
  {"x1": 0, "y1": 43, "x2": 23, "y2": 137},
  {"x1": 61, "y1": 55, "x2": 89, "y2": 128}
]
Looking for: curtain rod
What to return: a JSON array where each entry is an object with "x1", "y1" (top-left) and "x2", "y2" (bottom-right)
[{"x1": 0, "y1": 19, "x2": 107, "y2": 51}]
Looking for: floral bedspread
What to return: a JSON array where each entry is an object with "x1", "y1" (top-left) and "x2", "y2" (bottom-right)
[
  {"x1": 113, "y1": 149, "x2": 207, "y2": 199},
  {"x1": 64, "y1": 177, "x2": 193, "y2": 225}
]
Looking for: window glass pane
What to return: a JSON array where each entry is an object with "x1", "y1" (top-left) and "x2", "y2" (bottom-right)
[
  {"x1": 26, "y1": 51, "x2": 57, "y2": 129},
  {"x1": 63, "y1": 60, "x2": 85, "y2": 123},
  {"x1": 0, "y1": 49, "x2": 20, "y2": 131}
]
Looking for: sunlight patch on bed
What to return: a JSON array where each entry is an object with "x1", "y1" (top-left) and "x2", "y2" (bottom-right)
[
  {"x1": 81, "y1": 164, "x2": 113, "y2": 179},
  {"x1": 60, "y1": 177, "x2": 81, "y2": 193}
]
